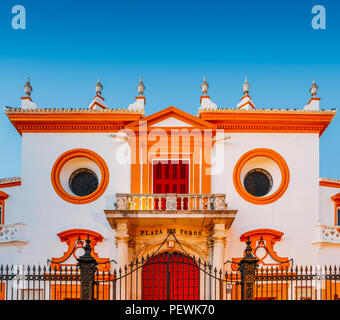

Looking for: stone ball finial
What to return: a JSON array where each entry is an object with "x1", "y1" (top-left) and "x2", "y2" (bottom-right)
[
  {"x1": 310, "y1": 79, "x2": 318, "y2": 96},
  {"x1": 242, "y1": 76, "x2": 250, "y2": 95},
  {"x1": 137, "y1": 76, "x2": 145, "y2": 96},
  {"x1": 201, "y1": 75, "x2": 209, "y2": 95},
  {"x1": 24, "y1": 77, "x2": 32, "y2": 96},
  {"x1": 95, "y1": 76, "x2": 103, "y2": 95}
]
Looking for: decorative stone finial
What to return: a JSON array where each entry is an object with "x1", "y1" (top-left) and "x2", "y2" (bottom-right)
[
  {"x1": 95, "y1": 76, "x2": 103, "y2": 95},
  {"x1": 201, "y1": 75, "x2": 209, "y2": 95},
  {"x1": 24, "y1": 77, "x2": 32, "y2": 96},
  {"x1": 310, "y1": 79, "x2": 318, "y2": 96},
  {"x1": 137, "y1": 76, "x2": 145, "y2": 96},
  {"x1": 242, "y1": 76, "x2": 250, "y2": 95}
]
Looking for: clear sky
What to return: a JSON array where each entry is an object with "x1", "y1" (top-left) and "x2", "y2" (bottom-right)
[{"x1": 0, "y1": 0, "x2": 339, "y2": 178}]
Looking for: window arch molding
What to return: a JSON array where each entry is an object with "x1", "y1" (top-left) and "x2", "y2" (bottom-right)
[{"x1": 233, "y1": 148, "x2": 290, "y2": 205}]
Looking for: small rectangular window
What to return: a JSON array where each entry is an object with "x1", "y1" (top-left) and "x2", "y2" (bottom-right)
[
  {"x1": 337, "y1": 208, "x2": 340, "y2": 226},
  {"x1": 0, "y1": 204, "x2": 2, "y2": 224}
]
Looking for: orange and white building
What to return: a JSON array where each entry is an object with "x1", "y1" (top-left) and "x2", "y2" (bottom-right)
[{"x1": 0, "y1": 76, "x2": 338, "y2": 277}]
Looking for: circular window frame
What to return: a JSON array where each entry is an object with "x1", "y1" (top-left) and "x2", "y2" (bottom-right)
[
  {"x1": 233, "y1": 148, "x2": 290, "y2": 205},
  {"x1": 51, "y1": 149, "x2": 109, "y2": 204}
]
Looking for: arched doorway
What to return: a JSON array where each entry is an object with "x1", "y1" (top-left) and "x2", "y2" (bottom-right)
[{"x1": 142, "y1": 252, "x2": 200, "y2": 300}]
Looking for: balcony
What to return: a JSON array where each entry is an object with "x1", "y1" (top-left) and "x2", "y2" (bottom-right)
[
  {"x1": 115, "y1": 193, "x2": 228, "y2": 211},
  {"x1": 315, "y1": 225, "x2": 340, "y2": 244},
  {"x1": 0, "y1": 223, "x2": 27, "y2": 247},
  {"x1": 105, "y1": 193, "x2": 237, "y2": 230}
]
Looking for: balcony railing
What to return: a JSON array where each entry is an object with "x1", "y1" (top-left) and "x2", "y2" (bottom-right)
[
  {"x1": 115, "y1": 193, "x2": 227, "y2": 211},
  {"x1": 316, "y1": 225, "x2": 340, "y2": 243},
  {"x1": 0, "y1": 223, "x2": 27, "y2": 245}
]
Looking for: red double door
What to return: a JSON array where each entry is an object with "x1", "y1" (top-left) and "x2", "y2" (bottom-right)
[
  {"x1": 153, "y1": 160, "x2": 189, "y2": 210},
  {"x1": 142, "y1": 253, "x2": 200, "y2": 300}
]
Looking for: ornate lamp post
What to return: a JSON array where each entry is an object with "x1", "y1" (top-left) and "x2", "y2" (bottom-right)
[
  {"x1": 77, "y1": 235, "x2": 98, "y2": 300},
  {"x1": 238, "y1": 237, "x2": 259, "y2": 300}
]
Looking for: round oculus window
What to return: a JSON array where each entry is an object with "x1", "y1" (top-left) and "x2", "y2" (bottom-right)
[
  {"x1": 69, "y1": 168, "x2": 99, "y2": 197},
  {"x1": 243, "y1": 168, "x2": 273, "y2": 197}
]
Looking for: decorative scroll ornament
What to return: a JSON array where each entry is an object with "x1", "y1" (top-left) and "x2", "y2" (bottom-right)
[
  {"x1": 232, "y1": 229, "x2": 290, "y2": 271},
  {"x1": 50, "y1": 229, "x2": 110, "y2": 271}
]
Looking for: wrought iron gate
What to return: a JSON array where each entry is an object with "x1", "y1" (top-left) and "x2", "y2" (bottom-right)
[{"x1": 92, "y1": 251, "x2": 240, "y2": 300}]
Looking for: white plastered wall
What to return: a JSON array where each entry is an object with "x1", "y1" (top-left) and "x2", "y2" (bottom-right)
[
  {"x1": 211, "y1": 132, "x2": 321, "y2": 266},
  {"x1": 0, "y1": 132, "x2": 130, "y2": 267}
]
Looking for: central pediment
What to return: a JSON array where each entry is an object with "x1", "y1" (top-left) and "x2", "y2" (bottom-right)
[{"x1": 124, "y1": 106, "x2": 216, "y2": 131}]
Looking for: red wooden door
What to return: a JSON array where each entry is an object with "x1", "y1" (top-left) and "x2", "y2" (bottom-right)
[
  {"x1": 153, "y1": 160, "x2": 189, "y2": 210},
  {"x1": 153, "y1": 160, "x2": 189, "y2": 193},
  {"x1": 142, "y1": 252, "x2": 200, "y2": 300}
]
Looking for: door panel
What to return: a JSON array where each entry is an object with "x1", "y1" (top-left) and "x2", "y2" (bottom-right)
[
  {"x1": 142, "y1": 252, "x2": 200, "y2": 300},
  {"x1": 153, "y1": 160, "x2": 189, "y2": 210}
]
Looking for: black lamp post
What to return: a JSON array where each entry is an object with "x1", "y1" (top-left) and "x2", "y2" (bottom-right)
[
  {"x1": 77, "y1": 235, "x2": 98, "y2": 300},
  {"x1": 238, "y1": 237, "x2": 259, "y2": 300}
]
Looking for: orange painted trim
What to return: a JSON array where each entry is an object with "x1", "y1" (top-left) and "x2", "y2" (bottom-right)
[
  {"x1": 232, "y1": 228, "x2": 290, "y2": 271},
  {"x1": 21, "y1": 97, "x2": 31, "y2": 100},
  {"x1": 307, "y1": 97, "x2": 321, "y2": 104},
  {"x1": 136, "y1": 96, "x2": 146, "y2": 104},
  {"x1": 240, "y1": 228, "x2": 284, "y2": 241},
  {"x1": 320, "y1": 181, "x2": 340, "y2": 188},
  {"x1": 6, "y1": 112, "x2": 142, "y2": 135},
  {"x1": 237, "y1": 100, "x2": 255, "y2": 110},
  {"x1": 51, "y1": 149, "x2": 109, "y2": 204},
  {"x1": 200, "y1": 111, "x2": 336, "y2": 137},
  {"x1": 201, "y1": 134, "x2": 212, "y2": 193},
  {"x1": 0, "y1": 283, "x2": 4, "y2": 300},
  {"x1": 0, "y1": 191, "x2": 9, "y2": 200},
  {"x1": 0, "y1": 181, "x2": 21, "y2": 188},
  {"x1": 50, "y1": 283, "x2": 112, "y2": 300},
  {"x1": 233, "y1": 148, "x2": 290, "y2": 205},
  {"x1": 57, "y1": 229, "x2": 104, "y2": 242},
  {"x1": 200, "y1": 95, "x2": 210, "y2": 103},
  {"x1": 125, "y1": 106, "x2": 216, "y2": 130},
  {"x1": 130, "y1": 137, "x2": 141, "y2": 193},
  {"x1": 51, "y1": 229, "x2": 110, "y2": 271},
  {"x1": 0, "y1": 192, "x2": 8, "y2": 224},
  {"x1": 89, "y1": 102, "x2": 107, "y2": 110},
  {"x1": 331, "y1": 193, "x2": 340, "y2": 226},
  {"x1": 0, "y1": 201, "x2": 4, "y2": 224},
  {"x1": 241, "y1": 94, "x2": 250, "y2": 100},
  {"x1": 130, "y1": 119, "x2": 212, "y2": 194}
]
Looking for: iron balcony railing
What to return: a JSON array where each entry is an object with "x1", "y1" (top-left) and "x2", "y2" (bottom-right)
[{"x1": 115, "y1": 193, "x2": 228, "y2": 211}]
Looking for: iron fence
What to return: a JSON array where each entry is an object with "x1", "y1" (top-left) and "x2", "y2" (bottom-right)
[
  {"x1": 254, "y1": 265, "x2": 340, "y2": 300},
  {"x1": 1, "y1": 236, "x2": 340, "y2": 300},
  {"x1": 1, "y1": 262, "x2": 340, "y2": 300},
  {"x1": 0, "y1": 265, "x2": 80, "y2": 300}
]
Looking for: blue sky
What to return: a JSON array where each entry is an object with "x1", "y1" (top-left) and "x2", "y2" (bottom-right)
[{"x1": 0, "y1": 0, "x2": 339, "y2": 178}]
